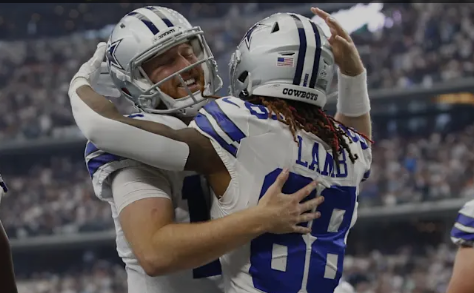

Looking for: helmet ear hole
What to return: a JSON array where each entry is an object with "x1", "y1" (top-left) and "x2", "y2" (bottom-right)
[
  {"x1": 271, "y1": 22, "x2": 280, "y2": 33},
  {"x1": 238, "y1": 71, "x2": 249, "y2": 83}
]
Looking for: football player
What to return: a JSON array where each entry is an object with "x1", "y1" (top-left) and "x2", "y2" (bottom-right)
[
  {"x1": 70, "y1": 6, "x2": 324, "y2": 293},
  {"x1": 69, "y1": 7, "x2": 371, "y2": 293},
  {"x1": 447, "y1": 199, "x2": 474, "y2": 293}
]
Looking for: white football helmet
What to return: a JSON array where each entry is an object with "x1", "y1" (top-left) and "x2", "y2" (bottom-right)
[
  {"x1": 229, "y1": 13, "x2": 334, "y2": 109},
  {"x1": 106, "y1": 6, "x2": 222, "y2": 117}
]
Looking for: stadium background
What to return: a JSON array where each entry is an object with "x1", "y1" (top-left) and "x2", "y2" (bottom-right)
[{"x1": 0, "y1": 2, "x2": 473, "y2": 292}]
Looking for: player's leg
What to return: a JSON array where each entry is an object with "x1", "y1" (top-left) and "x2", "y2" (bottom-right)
[{"x1": 0, "y1": 220, "x2": 18, "y2": 293}]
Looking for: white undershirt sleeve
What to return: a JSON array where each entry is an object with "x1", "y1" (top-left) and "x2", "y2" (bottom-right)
[
  {"x1": 110, "y1": 166, "x2": 173, "y2": 215},
  {"x1": 69, "y1": 86, "x2": 189, "y2": 171}
]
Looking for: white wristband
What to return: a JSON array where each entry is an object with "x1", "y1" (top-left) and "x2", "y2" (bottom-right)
[{"x1": 336, "y1": 69, "x2": 370, "y2": 117}]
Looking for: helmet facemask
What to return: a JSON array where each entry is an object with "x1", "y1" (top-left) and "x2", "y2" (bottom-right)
[{"x1": 117, "y1": 27, "x2": 222, "y2": 117}]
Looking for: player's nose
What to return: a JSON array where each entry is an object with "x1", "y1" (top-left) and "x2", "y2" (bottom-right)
[{"x1": 176, "y1": 54, "x2": 192, "y2": 70}]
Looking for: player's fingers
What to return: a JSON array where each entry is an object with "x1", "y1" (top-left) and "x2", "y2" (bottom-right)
[
  {"x1": 300, "y1": 196, "x2": 325, "y2": 212},
  {"x1": 327, "y1": 17, "x2": 351, "y2": 42},
  {"x1": 311, "y1": 7, "x2": 331, "y2": 20},
  {"x1": 271, "y1": 168, "x2": 290, "y2": 191},
  {"x1": 328, "y1": 33, "x2": 336, "y2": 43},
  {"x1": 297, "y1": 212, "x2": 321, "y2": 224},
  {"x1": 334, "y1": 35, "x2": 352, "y2": 48},
  {"x1": 292, "y1": 225, "x2": 312, "y2": 234},
  {"x1": 294, "y1": 180, "x2": 318, "y2": 201},
  {"x1": 91, "y1": 42, "x2": 107, "y2": 68}
]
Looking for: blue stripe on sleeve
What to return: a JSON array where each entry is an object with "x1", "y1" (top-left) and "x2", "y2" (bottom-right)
[
  {"x1": 456, "y1": 213, "x2": 474, "y2": 229},
  {"x1": 127, "y1": 113, "x2": 144, "y2": 119},
  {"x1": 85, "y1": 142, "x2": 99, "y2": 157},
  {"x1": 85, "y1": 113, "x2": 145, "y2": 176},
  {"x1": 193, "y1": 112, "x2": 238, "y2": 157},
  {"x1": 451, "y1": 226, "x2": 474, "y2": 242},
  {"x1": 362, "y1": 170, "x2": 371, "y2": 182},
  {"x1": 202, "y1": 101, "x2": 246, "y2": 144},
  {"x1": 87, "y1": 153, "x2": 123, "y2": 177}
]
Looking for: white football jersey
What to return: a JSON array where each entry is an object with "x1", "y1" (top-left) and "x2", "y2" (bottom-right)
[
  {"x1": 451, "y1": 199, "x2": 474, "y2": 248},
  {"x1": 85, "y1": 112, "x2": 223, "y2": 293},
  {"x1": 189, "y1": 96, "x2": 372, "y2": 293}
]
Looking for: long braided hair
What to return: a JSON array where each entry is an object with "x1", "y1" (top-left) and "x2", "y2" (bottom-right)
[{"x1": 247, "y1": 95, "x2": 372, "y2": 166}]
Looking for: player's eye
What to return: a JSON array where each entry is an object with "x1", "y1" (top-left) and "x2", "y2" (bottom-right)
[{"x1": 184, "y1": 53, "x2": 195, "y2": 60}]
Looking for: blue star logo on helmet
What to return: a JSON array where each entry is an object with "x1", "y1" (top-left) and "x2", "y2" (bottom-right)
[
  {"x1": 243, "y1": 23, "x2": 269, "y2": 49},
  {"x1": 107, "y1": 39, "x2": 124, "y2": 70}
]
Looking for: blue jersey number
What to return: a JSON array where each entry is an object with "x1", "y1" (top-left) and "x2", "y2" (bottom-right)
[
  {"x1": 249, "y1": 169, "x2": 357, "y2": 293},
  {"x1": 182, "y1": 175, "x2": 222, "y2": 279}
]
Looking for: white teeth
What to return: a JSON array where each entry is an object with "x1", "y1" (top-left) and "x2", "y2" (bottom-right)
[{"x1": 185, "y1": 78, "x2": 195, "y2": 86}]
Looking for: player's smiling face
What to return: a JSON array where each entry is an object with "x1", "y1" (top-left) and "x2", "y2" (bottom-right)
[{"x1": 142, "y1": 42, "x2": 205, "y2": 100}]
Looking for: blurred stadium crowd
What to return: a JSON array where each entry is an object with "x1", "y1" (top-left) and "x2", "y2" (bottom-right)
[
  {"x1": 0, "y1": 2, "x2": 473, "y2": 293},
  {"x1": 1, "y1": 3, "x2": 473, "y2": 141},
  {"x1": 14, "y1": 242, "x2": 455, "y2": 293}
]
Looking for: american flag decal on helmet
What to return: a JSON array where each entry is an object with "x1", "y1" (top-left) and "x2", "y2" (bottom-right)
[{"x1": 277, "y1": 57, "x2": 294, "y2": 67}]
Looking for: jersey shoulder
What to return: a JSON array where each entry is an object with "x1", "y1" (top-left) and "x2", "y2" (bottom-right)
[
  {"x1": 451, "y1": 198, "x2": 474, "y2": 247},
  {"x1": 85, "y1": 113, "x2": 186, "y2": 199},
  {"x1": 190, "y1": 96, "x2": 280, "y2": 157}
]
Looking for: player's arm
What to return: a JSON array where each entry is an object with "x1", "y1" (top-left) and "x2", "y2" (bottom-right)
[
  {"x1": 70, "y1": 83, "x2": 196, "y2": 172},
  {"x1": 113, "y1": 167, "x2": 322, "y2": 276},
  {"x1": 114, "y1": 113, "x2": 223, "y2": 176},
  {"x1": 69, "y1": 43, "x2": 198, "y2": 173},
  {"x1": 0, "y1": 221, "x2": 17, "y2": 293},
  {"x1": 448, "y1": 246, "x2": 474, "y2": 293},
  {"x1": 0, "y1": 178, "x2": 18, "y2": 293},
  {"x1": 447, "y1": 200, "x2": 474, "y2": 293},
  {"x1": 312, "y1": 7, "x2": 372, "y2": 141},
  {"x1": 74, "y1": 85, "x2": 222, "y2": 175}
]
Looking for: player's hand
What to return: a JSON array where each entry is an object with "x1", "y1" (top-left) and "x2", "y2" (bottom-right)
[
  {"x1": 311, "y1": 7, "x2": 364, "y2": 77},
  {"x1": 70, "y1": 42, "x2": 107, "y2": 92},
  {"x1": 257, "y1": 168, "x2": 324, "y2": 234},
  {"x1": 95, "y1": 61, "x2": 122, "y2": 98}
]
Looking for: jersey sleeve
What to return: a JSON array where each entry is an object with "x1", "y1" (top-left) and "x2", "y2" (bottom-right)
[
  {"x1": 85, "y1": 140, "x2": 143, "y2": 200},
  {"x1": 451, "y1": 199, "x2": 474, "y2": 247},
  {"x1": 334, "y1": 281, "x2": 355, "y2": 293},
  {"x1": 84, "y1": 113, "x2": 187, "y2": 200},
  {"x1": 110, "y1": 166, "x2": 172, "y2": 214},
  {"x1": 337, "y1": 124, "x2": 372, "y2": 182},
  {"x1": 189, "y1": 96, "x2": 268, "y2": 158},
  {"x1": 359, "y1": 137, "x2": 372, "y2": 182}
]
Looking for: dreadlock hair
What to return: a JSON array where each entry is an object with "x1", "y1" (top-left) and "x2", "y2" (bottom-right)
[{"x1": 247, "y1": 95, "x2": 372, "y2": 166}]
